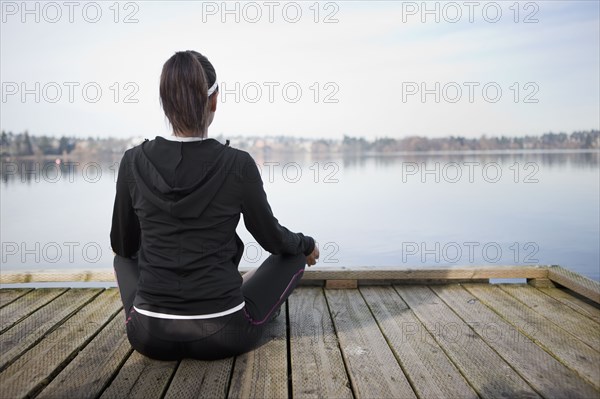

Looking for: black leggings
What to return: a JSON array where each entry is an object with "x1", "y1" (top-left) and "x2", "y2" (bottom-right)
[{"x1": 113, "y1": 253, "x2": 306, "y2": 360}]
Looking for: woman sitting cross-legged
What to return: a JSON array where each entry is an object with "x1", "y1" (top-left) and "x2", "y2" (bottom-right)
[{"x1": 110, "y1": 50, "x2": 319, "y2": 361}]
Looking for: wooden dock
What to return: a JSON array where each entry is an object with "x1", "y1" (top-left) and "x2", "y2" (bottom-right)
[{"x1": 0, "y1": 265, "x2": 599, "y2": 398}]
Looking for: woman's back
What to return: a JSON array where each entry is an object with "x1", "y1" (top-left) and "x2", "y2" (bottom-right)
[
  {"x1": 113, "y1": 136, "x2": 247, "y2": 315},
  {"x1": 112, "y1": 135, "x2": 314, "y2": 316}
]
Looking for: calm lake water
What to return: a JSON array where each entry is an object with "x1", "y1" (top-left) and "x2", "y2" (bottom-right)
[{"x1": 1, "y1": 150, "x2": 599, "y2": 281}]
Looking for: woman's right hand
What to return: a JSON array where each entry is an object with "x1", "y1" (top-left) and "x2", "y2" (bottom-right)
[{"x1": 306, "y1": 245, "x2": 320, "y2": 266}]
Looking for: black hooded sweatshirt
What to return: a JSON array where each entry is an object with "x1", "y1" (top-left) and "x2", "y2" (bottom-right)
[{"x1": 110, "y1": 137, "x2": 315, "y2": 316}]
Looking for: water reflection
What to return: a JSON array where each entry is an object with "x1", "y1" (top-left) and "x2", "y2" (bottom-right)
[
  {"x1": 2, "y1": 150, "x2": 597, "y2": 186},
  {"x1": 341, "y1": 150, "x2": 599, "y2": 170},
  {"x1": 1, "y1": 151, "x2": 598, "y2": 280},
  {"x1": 1, "y1": 157, "x2": 121, "y2": 185}
]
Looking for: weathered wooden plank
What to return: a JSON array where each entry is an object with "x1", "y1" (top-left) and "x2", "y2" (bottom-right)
[
  {"x1": 538, "y1": 287, "x2": 600, "y2": 324},
  {"x1": 36, "y1": 314, "x2": 132, "y2": 399},
  {"x1": 326, "y1": 279, "x2": 358, "y2": 289},
  {"x1": 0, "y1": 288, "x2": 32, "y2": 308},
  {"x1": 0, "y1": 269, "x2": 115, "y2": 284},
  {"x1": 325, "y1": 289, "x2": 416, "y2": 399},
  {"x1": 500, "y1": 284, "x2": 600, "y2": 351},
  {"x1": 0, "y1": 288, "x2": 102, "y2": 371},
  {"x1": 360, "y1": 278, "x2": 490, "y2": 285},
  {"x1": 279, "y1": 265, "x2": 548, "y2": 281},
  {"x1": 288, "y1": 288, "x2": 352, "y2": 399},
  {"x1": 547, "y1": 265, "x2": 600, "y2": 304},
  {"x1": 0, "y1": 289, "x2": 122, "y2": 399},
  {"x1": 395, "y1": 285, "x2": 540, "y2": 399},
  {"x1": 0, "y1": 265, "x2": 550, "y2": 284},
  {"x1": 99, "y1": 351, "x2": 177, "y2": 399},
  {"x1": 360, "y1": 286, "x2": 478, "y2": 399},
  {"x1": 0, "y1": 288, "x2": 67, "y2": 333},
  {"x1": 163, "y1": 358, "x2": 233, "y2": 399},
  {"x1": 464, "y1": 284, "x2": 600, "y2": 389},
  {"x1": 227, "y1": 306, "x2": 288, "y2": 399},
  {"x1": 433, "y1": 284, "x2": 599, "y2": 399}
]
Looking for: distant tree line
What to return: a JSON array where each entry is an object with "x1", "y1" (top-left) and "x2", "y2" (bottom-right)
[
  {"x1": 1, "y1": 129, "x2": 598, "y2": 158},
  {"x1": 1, "y1": 130, "x2": 132, "y2": 158},
  {"x1": 341, "y1": 130, "x2": 599, "y2": 153}
]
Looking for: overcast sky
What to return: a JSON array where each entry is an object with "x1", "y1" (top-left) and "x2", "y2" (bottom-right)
[{"x1": 1, "y1": 1, "x2": 599, "y2": 140}]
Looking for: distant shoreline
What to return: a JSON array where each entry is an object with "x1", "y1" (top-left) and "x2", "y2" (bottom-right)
[{"x1": 2, "y1": 130, "x2": 599, "y2": 159}]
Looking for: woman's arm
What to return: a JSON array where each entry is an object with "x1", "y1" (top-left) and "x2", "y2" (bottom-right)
[
  {"x1": 240, "y1": 152, "x2": 315, "y2": 256},
  {"x1": 110, "y1": 151, "x2": 141, "y2": 258}
]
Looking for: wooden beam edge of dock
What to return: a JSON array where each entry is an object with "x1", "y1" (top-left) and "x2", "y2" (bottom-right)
[{"x1": 1, "y1": 265, "x2": 598, "y2": 304}]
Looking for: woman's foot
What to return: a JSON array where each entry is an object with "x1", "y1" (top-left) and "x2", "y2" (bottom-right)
[{"x1": 269, "y1": 306, "x2": 281, "y2": 322}]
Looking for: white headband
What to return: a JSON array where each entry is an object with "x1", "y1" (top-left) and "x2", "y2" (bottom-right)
[{"x1": 207, "y1": 80, "x2": 218, "y2": 96}]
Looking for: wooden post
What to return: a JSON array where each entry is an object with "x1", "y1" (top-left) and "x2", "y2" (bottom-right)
[{"x1": 527, "y1": 278, "x2": 556, "y2": 288}]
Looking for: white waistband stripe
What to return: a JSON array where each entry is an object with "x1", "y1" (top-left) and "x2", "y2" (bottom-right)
[{"x1": 134, "y1": 301, "x2": 245, "y2": 320}]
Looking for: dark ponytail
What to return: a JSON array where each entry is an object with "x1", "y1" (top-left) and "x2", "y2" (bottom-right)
[{"x1": 159, "y1": 50, "x2": 217, "y2": 137}]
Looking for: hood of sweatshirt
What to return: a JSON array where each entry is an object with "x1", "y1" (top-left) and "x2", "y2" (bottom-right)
[{"x1": 130, "y1": 137, "x2": 238, "y2": 219}]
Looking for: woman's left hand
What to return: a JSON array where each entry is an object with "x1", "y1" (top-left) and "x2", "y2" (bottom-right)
[{"x1": 306, "y1": 246, "x2": 320, "y2": 266}]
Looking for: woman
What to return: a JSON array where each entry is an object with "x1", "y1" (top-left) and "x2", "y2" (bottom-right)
[{"x1": 110, "y1": 50, "x2": 318, "y2": 361}]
